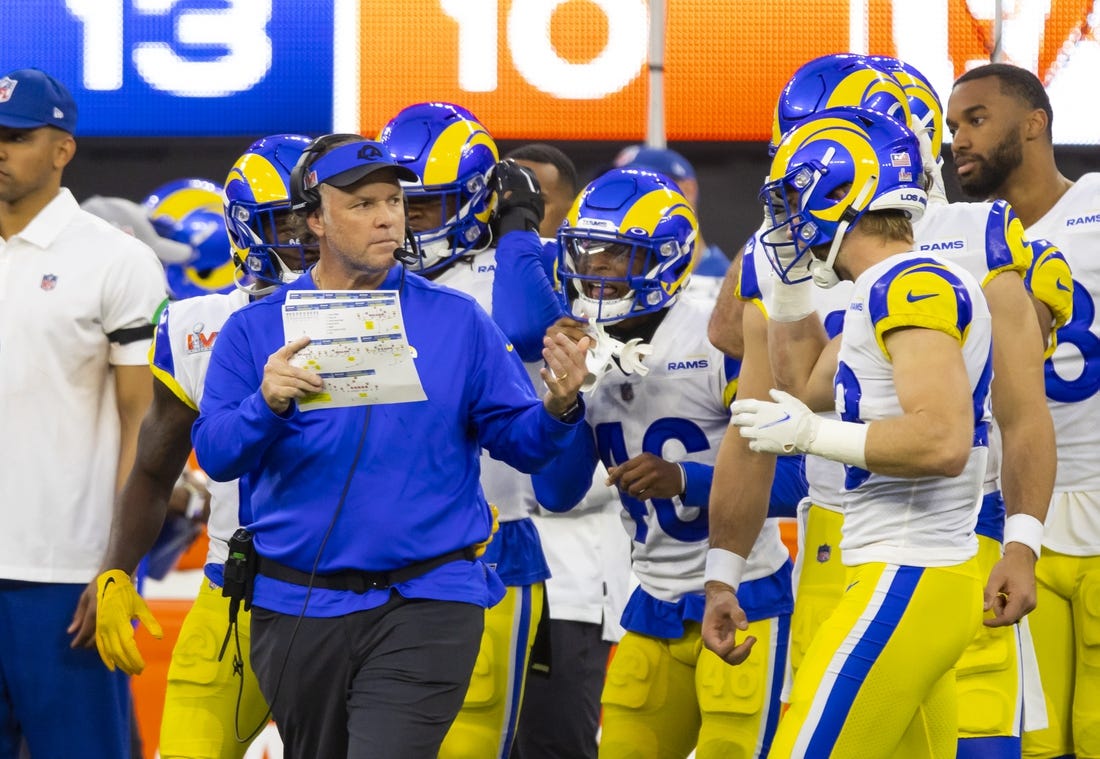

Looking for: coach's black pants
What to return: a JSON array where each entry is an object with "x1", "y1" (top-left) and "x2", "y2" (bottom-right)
[{"x1": 250, "y1": 593, "x2": 483, "y2": 759}]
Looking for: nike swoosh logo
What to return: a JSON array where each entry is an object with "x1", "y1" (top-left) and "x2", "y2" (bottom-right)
[
  {"x1": 1056, "y1": 279, "x2": 1071, "y2": 292},
  {"x1": 846, "y1": 581, "x2": 859, "y2": 592},
  {"x1": 906, "y1": 291, "x2": 938, "y2": 303},
  {"x1": 758, "y1": 413, "x2": 792, "y2": 430},
  {"x1": 100, "y1": 576, "x2": 116, "y2": 600}
]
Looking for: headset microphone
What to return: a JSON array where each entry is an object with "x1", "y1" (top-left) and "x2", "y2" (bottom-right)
[{"x1": 393, "y1": 224, "x2": 423, "y2": 267}]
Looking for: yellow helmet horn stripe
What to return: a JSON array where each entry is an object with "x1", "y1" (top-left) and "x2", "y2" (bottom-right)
[{"x1": 422, "y1": 120, "x2": 498, "y2": 186}]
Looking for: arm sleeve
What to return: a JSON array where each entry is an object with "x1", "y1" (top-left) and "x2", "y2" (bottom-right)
[
  {"x1": 680, "y1": 461, "x2": 714, "y2": 508},
  {"x1": 492, "y1": 232, "x2": 568, "y2": 362},
  {"x1": 533, "y1": 421, "x2": 599, "y2": 511},
  {"x1": 191, "y1": 312, "x2": 288, "y2": 482},
  {"x1": 766, "y1": 454, "x2": 809, "y2": 518}
]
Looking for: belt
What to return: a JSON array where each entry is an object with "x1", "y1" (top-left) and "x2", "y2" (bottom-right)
[{"x1": 257, "y1": 546, "x2": 479, "y2": 594}]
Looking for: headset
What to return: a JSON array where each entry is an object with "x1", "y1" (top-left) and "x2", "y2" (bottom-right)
[{"x1": 288, "y1": 134, "x2": 422, "y2": 266}]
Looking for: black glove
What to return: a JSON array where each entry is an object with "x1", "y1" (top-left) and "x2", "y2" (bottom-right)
[{"x1": 493, "y1": 159, "x2": 544, "y2": 236}]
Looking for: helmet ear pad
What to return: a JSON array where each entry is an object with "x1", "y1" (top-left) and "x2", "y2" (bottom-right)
[{"x1": 289, "y1": 133, "x2": 365, "y2": 213}]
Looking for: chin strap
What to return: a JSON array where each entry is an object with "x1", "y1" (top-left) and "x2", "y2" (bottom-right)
[{"x1": 580, "y1": 323, "x2": 653, "y2": 392}]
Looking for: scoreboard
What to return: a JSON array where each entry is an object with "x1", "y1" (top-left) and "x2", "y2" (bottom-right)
[{"x1": 1, "y1": 0, "x2": 1096, "y2": 142}]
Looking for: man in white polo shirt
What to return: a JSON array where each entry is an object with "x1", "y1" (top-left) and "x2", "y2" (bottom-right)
[{"x1": 0, "y1": 67, "x2": 166, "y2": 758}]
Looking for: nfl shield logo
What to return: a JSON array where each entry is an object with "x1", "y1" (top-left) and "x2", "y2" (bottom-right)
[
  {"x1": 816, "y1": 543, "x2": 831, "y2": 563},
  {"x1": 40, "y1": 274, "x2": 58, "y2": 291},
  {"x1": 0, "y1": 77, "x2": 16, "y2": 103}
]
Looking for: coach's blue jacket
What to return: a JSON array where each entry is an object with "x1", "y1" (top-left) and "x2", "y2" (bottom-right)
[{"x1": 193, "y1": 265, "x2": 582, "y2": 617}]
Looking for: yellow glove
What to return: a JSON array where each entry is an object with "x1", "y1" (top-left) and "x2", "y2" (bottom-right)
[
  {"x1": 95, "y1": 569, "x2": 163, "y2": 675},
  {"x1": 474, "y1": 504, "x2": 501, "y2": 558}
]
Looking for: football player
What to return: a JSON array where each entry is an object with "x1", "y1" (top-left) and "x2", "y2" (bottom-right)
[
  {"x1": 87, "y1": 134, "x2": 318, "y2": 759},
  {"x1": 948, "y1": 62, "x2": 1100, "y2": 759},
  {"x1": 530, "y1": 168, "x2": 801, "y2": 759},
  {"x1": 729, "y1": 106, "x2": 992, "y2": 757}
]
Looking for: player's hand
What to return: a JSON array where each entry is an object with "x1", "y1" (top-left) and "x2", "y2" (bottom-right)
[
  {"x1": 261, "y1": 335, "x2": 323, "y2": 415},
  {"x1": 95, "y1": 569, "x2": 163, "y2": 675},
  {"x1": 546, "y1": 315, "x2": 590, "y2": 345},
  {"x1": 702, "y1": 581, "x2": 755, "y2": 665},
  {"x1": 731, "y1": 388, "x2": 819, "y2": 455},
  {"x1": 473, "y1": 504, "x2": 501, "y2": 558},
  {"x1": 983, "y1": 541, "x2": 1038, "y2": 627},
  {"x1": 493, "y1": 159, "x2": 544, "y2": 236},
  {"x1": 542, "y1": 331, "x2": 590, "y2": 418},
  {"x1": 606, "y1": 453, "x2": 684, "y2": 501},
  {"x1": 67, "y1": 581, "x2": 99, "y2": 649}
]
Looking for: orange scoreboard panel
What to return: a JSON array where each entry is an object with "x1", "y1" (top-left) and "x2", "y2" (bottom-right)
[{"x1": 357, "y1": 0, "x2": 1096, "y2": 142}]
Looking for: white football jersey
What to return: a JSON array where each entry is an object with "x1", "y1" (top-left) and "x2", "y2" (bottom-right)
[
  {"x1": 152, "y1": 289, "x2": 251, "y2": 566},
  {"x1": 434, "y1": 248, "x2": 540, "y2": 524},
  {"x1": 837, "y1": 253, "x2": 992, "y2": 566},
  {"x1": 1026, "y1": 172, "x2": 1100, "y2": 552},
  {"x1": 747, "y1": 200, "x2": 1050, "y2": 517},
  {"x1": 584, "y1": 296, "x2": 788, "y2": 601}
]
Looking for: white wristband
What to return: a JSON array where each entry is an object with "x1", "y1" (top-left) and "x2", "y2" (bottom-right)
[
  {"x1": 804, "y1": 418, "x2": 868, "y2": 469},
  {"x1": 704, "y1": 548, "x2": 747, "y2": 591},
  {"x1": 676, "y1": 463, "x2": 687, "y2": 497},
  {"x1": 765, "y1": 277, "x2": 815, "y2": 323},
  {"x1": 1004, "y1": 513, "x2": 1044, "y2": 559}
]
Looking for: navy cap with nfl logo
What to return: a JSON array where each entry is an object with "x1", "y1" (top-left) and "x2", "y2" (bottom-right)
[{"x1": 0, "y1": 68, "x2": 78, "y2": 134}]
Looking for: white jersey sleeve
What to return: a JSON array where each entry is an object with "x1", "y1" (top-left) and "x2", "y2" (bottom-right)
[{"x1": 150, "y1": 290, "x2": 250, "y2": 566}]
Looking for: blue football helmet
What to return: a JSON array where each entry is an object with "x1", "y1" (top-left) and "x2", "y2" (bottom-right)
[
  {"x1": 143, "y1": 178, "x2": 235, "y2": 300},
  {"x1": 378, "y1": 102, "x2": 498, "y2": 273},
  {"x1": 761, "y1": 106, "x2": 928, "y2": 288},
  {"x1": 771, "y1": 53, "x2": 912, "y2": 155},
  {"x1": 223, "y1": 134, "x2": 317, "y2": 294},
  {"x1": 866, "y1": 56, "x2": 944, "y2": 161},
  {"x1": 557, "y1": 168, "x2": 699, "y2": 323}
]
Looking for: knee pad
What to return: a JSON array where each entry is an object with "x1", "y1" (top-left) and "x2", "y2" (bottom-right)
[
  {"x1": 1079, "y1": 566, "x2": 1100, "y2": 668},
  {"x1": 697, "y1": 644, "x2": 768, "y2": 719},
  {"x1": 957, "y1": 622, "x2": 1017, "y2": 738},
  {"x1": 696, "y1": 652, "x2": 769, "y2": 759},
  {"x1": 168, "y1": 604, "x2": 237, "y2": 688},
  {"x1": 602, "y1": 634, "x2": 665, "y2": 712},
  {"x1": 1076, "y1": 566, "x2": 1100, "y2": 756}
]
